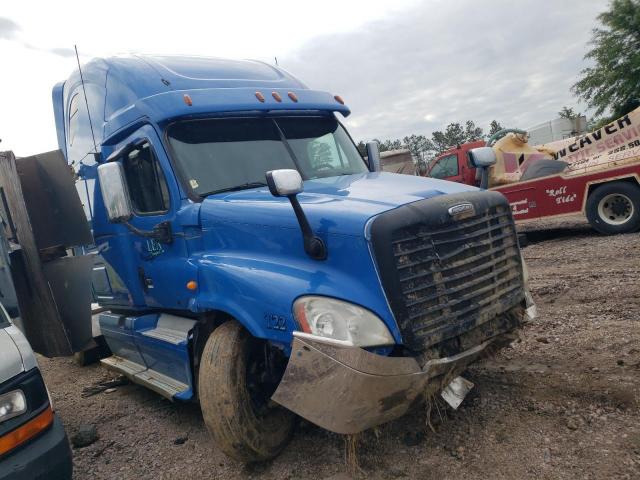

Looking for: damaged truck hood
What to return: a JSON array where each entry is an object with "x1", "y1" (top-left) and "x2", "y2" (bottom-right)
[{"x1": 200, "y1": 172, "x2": 479, "y2": 236}]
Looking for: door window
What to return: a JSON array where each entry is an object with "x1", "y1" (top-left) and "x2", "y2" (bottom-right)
[
  {"x1": 430, "y1": 154, "x2": 459, "y2": 179},
  {"x1": 122, "y1": 142, "x2": 170, "y2": 214}
]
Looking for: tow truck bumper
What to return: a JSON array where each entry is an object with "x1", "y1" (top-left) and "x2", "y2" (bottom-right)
[{"x1": 272, "y1": 332, "x2": 503, "y2": 434}]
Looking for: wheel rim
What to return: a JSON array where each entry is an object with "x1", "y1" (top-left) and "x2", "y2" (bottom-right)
[
  {"x1": 246, "y1": 341, "x2": 287, "y2": 416},
  {"x1": 597, "y1": 193, "x2": 634, "y2": 225}
]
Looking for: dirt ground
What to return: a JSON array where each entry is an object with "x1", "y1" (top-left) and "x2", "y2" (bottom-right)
[{"x1": 39, "y1": 215, "x2": 640, "y2": 479}]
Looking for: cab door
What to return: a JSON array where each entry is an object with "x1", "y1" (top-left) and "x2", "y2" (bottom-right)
[
  {"x1": 428, "y1": 153, "x2": 464, "y2": 183},
  {"x1": 106, "y1": 126, "x2": 196, "y2": 311}
]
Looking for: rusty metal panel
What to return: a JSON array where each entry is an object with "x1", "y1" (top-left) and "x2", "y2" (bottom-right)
[
  {"x1": 16, "y1": 150, "x2": 93, "y2": 251},
  {"x1": 42, "y1": 255, "x2": 94, "y2": 352}
]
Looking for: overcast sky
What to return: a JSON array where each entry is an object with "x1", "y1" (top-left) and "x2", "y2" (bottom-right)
[{"x1": 1, "y1": 0, "x2": 607, "y2": 156}]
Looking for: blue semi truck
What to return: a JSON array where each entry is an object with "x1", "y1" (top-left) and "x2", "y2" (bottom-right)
[{"x1": 40, "y1": 55, "x2": 531, "y2": 461}]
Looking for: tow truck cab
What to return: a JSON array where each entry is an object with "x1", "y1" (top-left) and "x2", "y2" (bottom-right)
[
  {"x1": 425, "y1": 140, "x2": 485, "y2": 186},
  {"x1": 51, "y1": 55, "x2": 530, "y2": 462}
]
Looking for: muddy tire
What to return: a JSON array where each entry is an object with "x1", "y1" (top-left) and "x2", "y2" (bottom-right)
[
  {"x1": 586, "y1": 181, "x2": 640, "y2": 234},
  {"x1": 198, "y1": 321, "x2": 294, "y2": 462}
]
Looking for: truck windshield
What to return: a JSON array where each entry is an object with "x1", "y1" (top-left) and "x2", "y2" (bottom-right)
[{"x1": 167, "y1": 116, "x2": 368, "y2": 197}]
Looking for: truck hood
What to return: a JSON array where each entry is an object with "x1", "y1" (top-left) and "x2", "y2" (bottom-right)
[{"x1": 200, "y1": 172, "x2": 478, "y2": 236}]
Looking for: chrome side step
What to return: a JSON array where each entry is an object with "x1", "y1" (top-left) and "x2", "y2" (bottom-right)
[{"x1": 101, "y1": 355, "x2": 189, "y2": 401}]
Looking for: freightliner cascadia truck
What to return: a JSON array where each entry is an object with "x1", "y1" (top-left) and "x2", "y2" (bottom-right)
[{"x1": 40, "y1": 55, "x2": 534, "y2": 462}]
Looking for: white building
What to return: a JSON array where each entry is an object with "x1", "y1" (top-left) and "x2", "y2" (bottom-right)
[{"x1": 527, "y1": 116, "x2": 588, "y2": 146}]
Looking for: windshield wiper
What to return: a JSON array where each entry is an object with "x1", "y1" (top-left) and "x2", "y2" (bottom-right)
[{"x1": 201, "y1": 182, "x2": 268, "y2": 196}]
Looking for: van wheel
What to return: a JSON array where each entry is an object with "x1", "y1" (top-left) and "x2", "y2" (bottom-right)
[
  {"x1": 198, "y1": 321, "x2": 294, "y2": 462},
  {"x1": 586, "y1": 181, "x2": 640, "y2": 234}
]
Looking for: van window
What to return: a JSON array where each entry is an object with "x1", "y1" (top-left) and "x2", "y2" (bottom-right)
[
  {"x1": 430, "y1": 154, "x2": 459, "y2": 179},
  {"x1": 122, "y1": 143, "x2": 170, "y2": 214}
]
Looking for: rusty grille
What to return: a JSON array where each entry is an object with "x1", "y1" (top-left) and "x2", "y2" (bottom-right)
[{"x1": 370, "y1": 192, "x2": 524, "y2": 352}]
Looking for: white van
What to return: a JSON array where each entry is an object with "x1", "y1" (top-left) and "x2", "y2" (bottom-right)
[{"x1": 0, "y1": 305, "x2": 72, "y2": 479}]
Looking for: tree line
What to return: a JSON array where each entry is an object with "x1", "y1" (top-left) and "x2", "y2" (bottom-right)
[{"x1": 356, "y1": 119, "x2": 504, "y2": 162}]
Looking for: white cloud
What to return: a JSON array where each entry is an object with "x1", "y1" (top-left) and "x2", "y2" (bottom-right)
[{"x1": 0, "y1": 0, "x2": 605, "y2": 155}]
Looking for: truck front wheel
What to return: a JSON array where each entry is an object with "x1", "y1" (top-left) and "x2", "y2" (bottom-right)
[
  {"x1": 586, "y1": 181, "x2": 640, "y2": 234},
  {"x1": 198, "y1": 320, "x2": 294, "y2": 462}
]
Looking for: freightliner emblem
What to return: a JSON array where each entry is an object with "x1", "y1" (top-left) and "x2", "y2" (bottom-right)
[{"x1": 448, "y1": 202, "x2": 475, "y2": 219}]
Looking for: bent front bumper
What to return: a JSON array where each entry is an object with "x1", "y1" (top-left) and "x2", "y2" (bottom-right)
[{"x1": 272, "y1": 332, "x2": 501, "y2": 434}]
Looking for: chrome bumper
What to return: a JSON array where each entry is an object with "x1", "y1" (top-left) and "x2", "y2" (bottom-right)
[{"x1": 271, "y1": 332, "x2": 498, "y2": 434}]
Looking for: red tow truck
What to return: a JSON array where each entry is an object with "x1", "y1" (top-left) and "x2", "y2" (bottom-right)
[{"x1": 425, "y1": 108, "x2": 640, "y2": 234}]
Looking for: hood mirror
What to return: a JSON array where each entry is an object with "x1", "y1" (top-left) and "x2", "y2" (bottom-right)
[
  {"x1": 468, "y1": 147, "x2": 497, "y2": 168},
  {"x1": 265, "y1": 169, "x2": 326, "y2": 261},
  {"x1": 265, "y1": 169, "x2": 303, "y2": 197},
  {"x1": 468, "y1": 147, "x2": 497, "y2": 190},
  {"x1": 366, "y1": 141, "x2": 381, "y2": 172}
]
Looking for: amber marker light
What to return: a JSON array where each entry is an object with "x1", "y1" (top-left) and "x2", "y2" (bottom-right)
[
  {"x1": 287, "y1": 92, "x2": 298, "y2": 102},
  {"x1": 255, "y1": 92, "x2": 265, "y2": 102},
  {"x1": 186, "y1": 280, "x2": 198, "y2": 291},
  {"x1": 334, "y1": 95, "x2": 345, "y2": 105},
  {"x1": 0, "y1": 406, "x2": 54, "y2": 456},
  {"x1": 294, "y1": 302, "x2": 311, "y2": 333},
  {"x1": 272, "y1": 92, "x2": 282, "y2": 102},
  {"x1": 183, "y1": 94, "x2": 193, "y2": 106}
]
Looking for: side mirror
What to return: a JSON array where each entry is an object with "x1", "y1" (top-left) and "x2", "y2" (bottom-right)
[
  {"x1": 468, "y1": 147, "x2": 497, "y2": 168},
  {"x1": 366, "y1": 141, "x2": 381, "y2": 172},
  {"x1": 265, "y1": 169, "x2": 303, "y2": 197},
  {"x1": 97, "y1": 162, "x2": 132, "y2": 223}
]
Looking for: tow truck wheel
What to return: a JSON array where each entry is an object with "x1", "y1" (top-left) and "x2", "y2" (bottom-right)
[
  {"x1": 586, "y1": 181, "x2": 640, "y2": 235},
  {"x1": 198, "y1": 320, "x2": 295, "y2": 462}
]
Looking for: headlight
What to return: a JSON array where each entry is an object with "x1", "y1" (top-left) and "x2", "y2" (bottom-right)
[
  {"x1": 0, "y1": 390, "x2": 27, "y2": 423},
  {"x1": 293, "y1": 296, "x2": 395, "y2": 347}
]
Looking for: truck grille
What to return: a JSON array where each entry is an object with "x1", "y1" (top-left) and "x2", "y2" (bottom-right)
[{"x1": 369, "y1": 191, "x2": 524, "y2": 352}]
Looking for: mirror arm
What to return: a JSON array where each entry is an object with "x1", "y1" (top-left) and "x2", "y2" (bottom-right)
[
  {"x1": 122, "y1": 220, "x2": 173, "y2": 244},
  {"x1": 288, "y1": 195, "x2": 327, "y2": 260},
  {"x1": 479, "y1": 167, "x2": 489, "y2": 189}
]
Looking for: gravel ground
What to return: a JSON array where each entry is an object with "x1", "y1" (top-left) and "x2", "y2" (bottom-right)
[{"x1": 39, "y1": 215, "x2": 640, "y2": 479}]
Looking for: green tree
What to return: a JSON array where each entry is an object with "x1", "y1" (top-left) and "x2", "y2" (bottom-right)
[
  {"x1": 572, "y1": 0, "x2": 640, "y2": 118},
  {"x1": 464, "y1": 120, "x2": 484, "y2": 142},
  {"x1": 558, "y1": 106, "x2": 581, "y2": 119},
  {"x1": 488, "y1": 120, "x2": 504, "y2": 136},
  {"x1": 430, "y1": 121, "x2": 484, "y2": 153},
  {"x1": 402, "y1": 134, "x2": 429, "y2": 159}
]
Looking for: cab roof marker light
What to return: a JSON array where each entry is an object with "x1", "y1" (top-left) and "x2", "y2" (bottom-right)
[
  {"x1": 255, "y1": 91, "x2": 265, "y2": 103},
  {"x1": 334, "y1": 95, "x2": 345, "y2": 105},
  {"x1": 183, "y1": 94, "x2": 193, "y2": 106},
  {"x1": 287, "y1": 92, "x2": 298, "y2": 102},
  {"x1": 272, "y1": 92, "x2": 282, "y2": 102}
]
